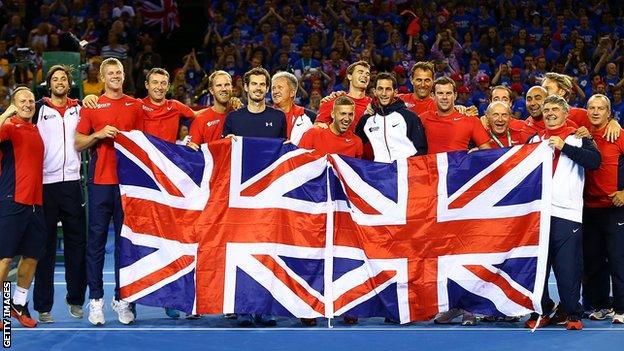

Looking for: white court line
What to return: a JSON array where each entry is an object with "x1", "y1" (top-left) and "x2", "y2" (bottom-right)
[{"x1": 11, "y1": 327, "x2": 624, "y2": 332}]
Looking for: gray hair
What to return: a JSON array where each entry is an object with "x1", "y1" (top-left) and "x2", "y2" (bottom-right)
[
  {"x1": 542, "y1": 94, "x2": 569, "y2": 114},
  {"x1": 485, "y1": 101, "x2": 512, "y2": 116},
  {"x1": 271, "y1": 71, "x2": 299, "y2": 92},
  {"x1": 587, "y1": 93, "x2": 611, "y2": 112}
]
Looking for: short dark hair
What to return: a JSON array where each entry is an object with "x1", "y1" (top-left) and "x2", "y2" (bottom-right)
[
  {"x1": 433, "y1": 76, "x2": 456, "y2": 92},
  {"x1": 409, "y1": 61, "x2": 434, "y2": 80},
  {"x1": 490, "y1": 85, "x2": 512, "y2": 101},
  {"x1": 145, "y1": 67, "x2": 170, "y2": 83},
  {"x1": 333, "y1": 95, "x2": 355, "y2": 111},
  {"x1": 375, "y1": 72, "x2": 397, "y2": 89},
  {"x1": 46, "y1": 64, "x2": 73, "y2": 90},
  {"x1": 243, "y1": 67, "x2": 270, "y2": 86},
  {"x1": 346, "y1": 60, "x2": 370, "y2": 76}
]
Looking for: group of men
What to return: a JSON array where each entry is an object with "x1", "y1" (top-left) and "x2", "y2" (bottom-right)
[{"x1": 0, "y1": 56, "x2": 623, "y2": 331}]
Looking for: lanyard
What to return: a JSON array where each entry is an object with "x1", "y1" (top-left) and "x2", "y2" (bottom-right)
[{"x1": 490, "y1": 130, "x2": 512, "y2": 148}]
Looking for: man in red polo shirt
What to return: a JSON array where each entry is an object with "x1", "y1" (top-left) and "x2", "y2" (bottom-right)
[
  {"x1": 189, "y1": 70, "x2": 235, "y2": 147},
  {"x1": 419, "y1": 76, "x2": 491, "y2": 154},
  {"x1": 140, "y1": 67, "x2": 207, "y2": 143},
  {"x1": 315, "y1": 60, "x2": 371, "y2": 132},
  {"x1": 398, "y1": 61, "x2": 437, "y2": 116},
  {"x1": 583, "y1": 94, "x2": 624, "y2": 324},
  {"x1": 0, "y1": 87, "x2": 45, "y2": 328},
  {"x1": 75, "y1": 57, "x2": 143, "y2": 326},
  {"x1": 484, "y1": 101, "x2": 523, "y2": 148},
  {"x1": 299, "y1": 95, "x2": 363, "y2": 158}
]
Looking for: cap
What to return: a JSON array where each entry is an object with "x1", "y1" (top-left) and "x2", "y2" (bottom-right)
[
  {"x1": 478, "y1": 75, "x2": 490, "y2": 83},
  {"x1": 510, "y1": 83, "x2": 523, "y2": 94},
  {"x1": 511, "y1": 68, "x2": 522, "y2": 76},
  {"x1": 457, "y1": 86, "x2": 470, "y2": 94},
  {"x1": 451, "y1": 73, "x2": 463, "y2": 82}
]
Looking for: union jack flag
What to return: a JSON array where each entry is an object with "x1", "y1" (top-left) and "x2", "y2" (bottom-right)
[
  {"x1": 114, "y1": 132, "x2": 552, "y2": 322},
  {"x1": 138, "y1": 0, "x2": 181, "y2": 33}
]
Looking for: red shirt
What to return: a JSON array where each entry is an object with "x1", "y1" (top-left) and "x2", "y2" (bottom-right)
[
  {"x1": 488, "y1": 119, "x2": 525, "y2": 148},
  {"x1": 189, "y1": 107, "x2": 227, "y2": 144},
  {"x1": 76, "y1": 94, "x2": 144, "y2": 184},
  {"x1": 585, "y1": 126, "x2": 624, "y2": 207},
  {"x1": 141, "y1": 98, "x2": 195, "y2": 143},
  {"x1": 397, "y1": 93, "x2": 436, "y2": 116},
  {"x1": 568, "y1": 107, "x2": 589, "y2": 129},
  {"x1": 315, "y1": 95, "x2": 372, "y2": 133},
  {"x1": 284, "y1": 104, "x2": 306, "y2": 139},
  {"x1": 520, "y1": 116, "x2": 579, "y2": 142},
  {"x1": 298, "y1": 127, "x2": 363, "y2": 158},
  {"x1": 0, "y1": 117, "x2": 44, "y2": 205},
  {"x1": 420, "y1": 111, "x2": 491, "y2": 154}
]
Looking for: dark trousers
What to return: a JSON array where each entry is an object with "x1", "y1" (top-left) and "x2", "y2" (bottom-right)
[
  {"x1": 86, "y1": 183, "x2": 123, "y2": 300},
  {"x1": 34, "y1": 181, "x2": 87, "y2": 313},
  {"x1": 540, "y1": 216, "x2": 584, "y2": 318},
  {"x1": 583, "y1": 207, "x2": 624, "y2": 314}
]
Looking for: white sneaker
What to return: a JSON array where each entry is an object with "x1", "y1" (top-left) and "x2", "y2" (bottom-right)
[
  {"x1": 613, "y1": 313, "x2": 624, "y2": 324},
  {"x1": 111, "y1": 299, "x2": 135, "y2": 325},
  {"x1": 88, "y1": 298, "x2": 105, "y2": 326}
]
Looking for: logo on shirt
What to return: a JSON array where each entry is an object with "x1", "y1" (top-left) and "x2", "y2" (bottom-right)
[
  {"x1": 125, "y1": 102, "x2": 134, "y2": 106},
  {"x1": 42, "y1": 114, "x2": 56, "y2": 120},
  {"x1": 167, "y1": 106, "x2": 173, "y2": 111},
  {"x1": 266, "y1": 122, "x2": 273, "y2": 127},
  {"x1": 452, "y1": 118, "x2": 462, "y2": 121},
  {"x1": 142, "y1": 105, "x2": 154, "y2": 112},
  {"x1": 96, "y1": 103, "x2": 111, "y2": 109},
  {"x1": 345, "y1": 138, "x2": 352, "y2": 142},
  {"x1": 295, "y1": 121, "x2": 303, "y2": 126},
  {"x1": 392, "y1": 123, "x2": 400, "y2": 128},
  {"x1": 206, "y1": 120, "x2": 220, "y2": 127},
  {"x1": 369, "y1": 126, "x2": 380, "y2": 132}
]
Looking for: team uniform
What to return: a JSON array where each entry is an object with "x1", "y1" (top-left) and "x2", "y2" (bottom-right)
[
  {"x1": 0, "y1": 116, "x2": 46, "y2": 260},
  {"x1": 76, "y1": 94, "x2": 143, "y2": 301},
  {"x1": 397, "y1": 93, "x2": 436, "y2": 116},
  {"x1": 222, "y1": 106, "x2": 287, "y2": 138},
  {"x1": 315, "y1": 95, "x2": 372, "y2": 133},
  {"x1": 355, "y1": 99, "x2": 428, "y2": 162},
  {"x1": 32, "y1": 97, "x2": 87, "y2": 315},
  {"x1": 567, "y1": 107, "x2": 590, "y2": 129},
  {"x1": 520, "y1": 116, "x2": 579, "y2": 142},
  {"x1": 283, "y1": 104, "x2": 314, "y2": 145},
  {"x1": 582, "y1": 126, "x2": 624, "y2": 317},
  {"x1": 419, "y1": 110, "x2": 491, "y2": 154},
  {"x1": 189, "y1": 107, "x2": 228, "y2": 145},
  {"x1": 488, "y1": 119, "x2": 524, "y2": 148},
  {"x1": 141, "y1": 98, "x2": 195, "y2": 143},
  {"x1": 298, "y1": 127, "x2": 363, "y2": 158},
  {"x1": 529, "y1": 126, "x2": 601, "y2": 321}
]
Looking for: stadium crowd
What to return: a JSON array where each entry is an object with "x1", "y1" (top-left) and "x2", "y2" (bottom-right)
[{"x1": 1, "y1": 0, "x2": 624, "y2": 332}]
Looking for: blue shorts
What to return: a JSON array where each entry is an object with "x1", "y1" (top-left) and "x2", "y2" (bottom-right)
[{"x1": 0, "y1": 200, "x2": 46, "y2": 259}]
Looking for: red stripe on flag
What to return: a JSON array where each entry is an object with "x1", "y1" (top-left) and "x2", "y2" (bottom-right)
[
  {"x1": 240, "y1": 153, "x2": 320, "y2": 197},
  {"x1": 464, "y1": 265, "x2": 534, "y2": 310},
  {"x1": 448, "y1": 146, "x2": 535, "y2": 209},
  {"x1": 333, "y1": 270, "x2": 396, "y2": 312},
  {"x1": 116, "y1": 133, "x2": 185, "y2": 197},
  {"x1": 253, "y1": 254, "x2": 325, "y2": 315},
  {"x1": 120, "y1": 255, "x2": 195, "y2": 298},
  {"x1": 328, "y1": 158, "x2": 381, "y2": 215}
]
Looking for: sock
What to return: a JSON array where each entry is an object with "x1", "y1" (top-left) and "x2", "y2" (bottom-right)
[{"x1": 12, "y1": 285, "x2": 28, "y2": 306}]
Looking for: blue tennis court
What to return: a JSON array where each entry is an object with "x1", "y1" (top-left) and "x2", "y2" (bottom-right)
[{"x1": 7, "y1": 232, "x2": 624, "y2": 351}]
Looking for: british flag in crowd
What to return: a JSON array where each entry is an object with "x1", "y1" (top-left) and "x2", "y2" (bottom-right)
[
  {"x1": 138, "y1": 0, "x2": 181, "y2": 33},
  {"x1": 114, "y1": 132, "x2": 553, "y2": 322}
]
